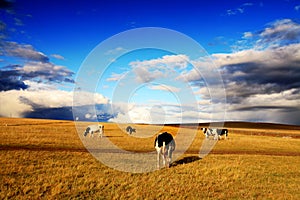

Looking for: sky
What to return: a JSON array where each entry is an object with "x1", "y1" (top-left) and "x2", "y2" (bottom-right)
[{"x1": 0, "y1": 0, "x2": 300, "y2": 125}]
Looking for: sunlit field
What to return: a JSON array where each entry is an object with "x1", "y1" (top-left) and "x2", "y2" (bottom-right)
[{"x1": 1, "y1": 118, "x2": 300, "y2": 199}]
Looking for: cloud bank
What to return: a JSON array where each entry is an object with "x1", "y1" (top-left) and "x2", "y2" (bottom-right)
[
  {"x1": 106, "y1": 19, "x2": 300, "y2": 125},
  {"x1": 1, "y1": 16, "x2": 300, "y2": 125},
  {"x1": 205, "y1": 19, "x2": 300, "y2": 124}
]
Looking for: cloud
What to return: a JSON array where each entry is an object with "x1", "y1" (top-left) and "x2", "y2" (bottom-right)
[
  {"x1": 226, "y1": 88, "x2": 300, "y2": 125},
  {"x1": 295, "y1": 5, "x2": 300, "y2": 11},
  {"x1": 105, "y1": 47, "x2": 126, "y2": 55},
  {"x1": 0, "y1": 88, "x2": 110, "y2": 120},
  {"x1": 129, "y1": 54, "x2": 189, "y2": 83},
  {"x1": 232, "y1": 19, "x2": 300, "y2": 51},
  {"x1": 216, "y1": 43, "x2": 300, "y2": 97},
  {"x1": 243, "y1": 31, "x2": 253, "y2": 38},
  {"x1": 1, "y1": 41, "x2": 49, "y2": 62},
  {"x1": 225, "y1": 2, "x2": 253, "y2": 16},
  {"x1": 132, "y1": 66, "x2": 165, "y2": 83},
  {"x1": 106, "y1": 72, "x2": 126, "y2": 82},
  {"x1": 0, "y1": 62, "x2": 74, "y2": 91},
  {"x1": 130, "y1": 54, "x2": 189, "y2": 70},
  {"x1": 102, "y1": 19, "x2": 300, "y2": 125},
  {"x1": 257, "y1": 19, "x2": 300, "y2": 48},
  {"x1": 106, "y1": 54, "x2": 189, "y2": 83},
  {"x1": 0, "y1": 65, "x2": 29, "y2": 91},
  {"x1": 148, "y1": 84, "x2": 180, "y2": 93},
  {"x1": 108, "y1": 103, "x2": 207, "y2": 124},
  {"x1": 51, "y1": 54, "x2": 65, "y2": 60},
  {"x1": 179, "y1": 19, "x2": 300, "y2": 124}
]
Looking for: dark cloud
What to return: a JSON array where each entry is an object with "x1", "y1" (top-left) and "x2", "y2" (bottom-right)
[
  {"x1": 22, "y1": 104, "x2": 116, "y2": 122},
  {"x1": 233, "y1": 105, "x2": 298, "y2": 112},
  {"x1": 0, "y1": 64, "x2": 28, "y2": 90},
  {"x1": 196, "y1": 19, "x2": 300, "y2": 125},
  {"x1": 222, "y1": 60, "x2": 300, "y2": 97},
  {"x1": 0, "y1": 63, "x2": 74, "y2": 91},
  {"x1": 0, "y1": 77, "x2": 28, "y2": 91},
  {"x1": 0, "y1": 41, "x2": 49, "y2": 62},
  {"x1": 72, "y1": 104, "x2": 116, "y2": 122},
  {"x1": 232, "y1": 106, "x2": 300, "y2": 125},
  {"x1": 23, "y1": 106, "x2": 74, "y2": 121}
]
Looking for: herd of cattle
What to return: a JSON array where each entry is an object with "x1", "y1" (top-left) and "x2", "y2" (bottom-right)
[{"x1": 83, "y1": 124, "x2": 228, "y2": 169}]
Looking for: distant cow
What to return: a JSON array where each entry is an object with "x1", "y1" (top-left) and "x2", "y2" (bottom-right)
[
  {"x1": 126, "y1": 126, "x2": 136, "y2": 135},
  {"x1": 154, "y1": 132, "x2": 176, "y2": 169},
  {"x1": 83, "y1": 124, "x2": 104, "y2": 138},
  {"x1": 201, "y1": 128, "x2": 228, "y2": 140}
]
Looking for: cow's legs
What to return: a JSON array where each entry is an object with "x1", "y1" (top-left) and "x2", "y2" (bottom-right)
[
  {"x1": 214, "y1": 133, "x2": 219, "y2": 140},
  {"x1": 166, "y1": 147, "x2": 172, "y2": 168},
  {"x1": 161, "y1": 142, "x2": 166, "y2": 167},
  {"x1": 205, "y1": 133, "x2": 209, "y2": 139},
  {"x1": 156, "y1": 148, "x2": 161, "y2": 169}
]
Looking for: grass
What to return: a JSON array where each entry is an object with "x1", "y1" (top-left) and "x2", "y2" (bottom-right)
[{"x1": 1, "y1": 118, "x2": 300, "y2": 199}]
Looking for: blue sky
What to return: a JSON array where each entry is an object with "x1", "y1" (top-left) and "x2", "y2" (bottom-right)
[{"x1": 1, "y1": 0, "x2": 300, "y2": 125}]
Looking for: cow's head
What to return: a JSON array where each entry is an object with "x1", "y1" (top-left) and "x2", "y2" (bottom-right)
[{"x1": 83, "y1": 127, "x2": 90, "y2": 137}]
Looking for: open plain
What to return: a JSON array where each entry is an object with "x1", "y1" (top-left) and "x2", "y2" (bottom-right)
[{"x1": 1, "y1": 118, "x2": 300, "y2": 199}]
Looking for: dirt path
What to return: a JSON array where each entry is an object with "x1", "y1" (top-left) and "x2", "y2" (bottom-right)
[{"x1": 1, "y1": 145, "x2": 300, "y2": 157}]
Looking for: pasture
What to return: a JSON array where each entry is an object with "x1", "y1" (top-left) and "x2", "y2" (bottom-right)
[{"x1": 1, "y1": 118, "x2": 300, "y2": 199}]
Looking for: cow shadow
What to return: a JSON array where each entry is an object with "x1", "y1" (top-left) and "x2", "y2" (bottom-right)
[
  {"x1": 104, "y1": 136, "x2": 123, "y2": 138},
  {"x1": 171, "y1": 156, "x2": 201, "y2": 167}
]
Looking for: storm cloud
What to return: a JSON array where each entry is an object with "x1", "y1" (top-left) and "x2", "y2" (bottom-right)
[
  {"x1": 217, "y1": 43, "x2": 300, "y2": 104},
  {"x1": 181, "y1": 19, "x2": 300, "y2": 125}
]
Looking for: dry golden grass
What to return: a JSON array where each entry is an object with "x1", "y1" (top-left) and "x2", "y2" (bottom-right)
[{"x1": 1, "y1": 118, "x2": 300, "y2": 199}]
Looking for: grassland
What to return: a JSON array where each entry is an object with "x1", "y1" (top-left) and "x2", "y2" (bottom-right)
[{"x1": 1, "y1": 118, "x2": 300, "y2": 199}]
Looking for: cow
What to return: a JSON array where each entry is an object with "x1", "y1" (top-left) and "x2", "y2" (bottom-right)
[
  {"x1": 126, "y1": 126, "x2": 136, "y2": 135},
  {"x1": 154, "y1": 132, "x2": 176, "y2": 169},
  {"x1": 201, "y1": 128, "x2": 228, "y2": 140},
  {"x1": 83, "y1": 123, "x2": 104, "y2": 138}
]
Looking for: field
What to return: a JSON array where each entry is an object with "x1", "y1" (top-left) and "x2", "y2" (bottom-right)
[{"x1": 1, "y1": 118, "x2": 300, "y2": 199}]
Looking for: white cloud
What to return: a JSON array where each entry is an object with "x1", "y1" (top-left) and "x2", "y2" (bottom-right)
[
  {"x1": 243, "y1": 31, "x2": 253, "y2": 38},
  {"x1": 148, "y1": 84, "x2": 180, "y2": 93},
  {"x1": 257, "y1": 19, "x2": 300, "y2": 48},
  {"x1": 212, "y1": 43, "x2": 300, "y2": 69},
  {"x1": 85, "y1": 113, "x2": 97, "y2": 119},
  {"x1": 133, "y1": 66, "x2": 165, "y2": 83},
  {"x1": 106, "y1": 72, "x2": 126, "y2": 82},
  {"x1": 0, "y1": 86, "x2": 109, "y2": 118},
  {"x1": 51, "y1": 54, "x2": 65, "y2": 60},
  {"x1": 225, "y1": 2, "x2": 253, "y2": 16},
  {"x1": 130, "y1": 54, "x2": 189, "y2": 70},
  {"x1": 128, "y1": 54, "x2": 189, "y2": 83},
  {"x1": 105, "y1": 47, "x2": 126, "y2": 55},
  {"x1": 0, "y1": 90, "x2": 32, "y2": 118}
]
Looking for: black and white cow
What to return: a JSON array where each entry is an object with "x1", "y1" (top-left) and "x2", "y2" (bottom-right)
[
  {"x1": 126, "y1": 126, "x2": 136, "y2": 135},
  {"x1": 83, "y1": 124, "x2": 104, "y2": 138},
  {"x1": 201, "y1": 128, "x2": 228, "y2": 140},
  {"x1": 154, "y1": 132, "x2": 176, "y2": 169}
]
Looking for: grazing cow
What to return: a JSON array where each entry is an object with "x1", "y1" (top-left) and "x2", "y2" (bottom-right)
[
  {"x1": 154, "y1": 132, "x2": 176, "y2": 169},
  {"x1": 83, "y1": 124, "x2": 104, "y2": 138},
  {"x1": 126, "y1": 126, "x2": 136, "y2": 135},
  {"x1": 201, "y1": 128, "x2": 228, "y2": 140}
]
